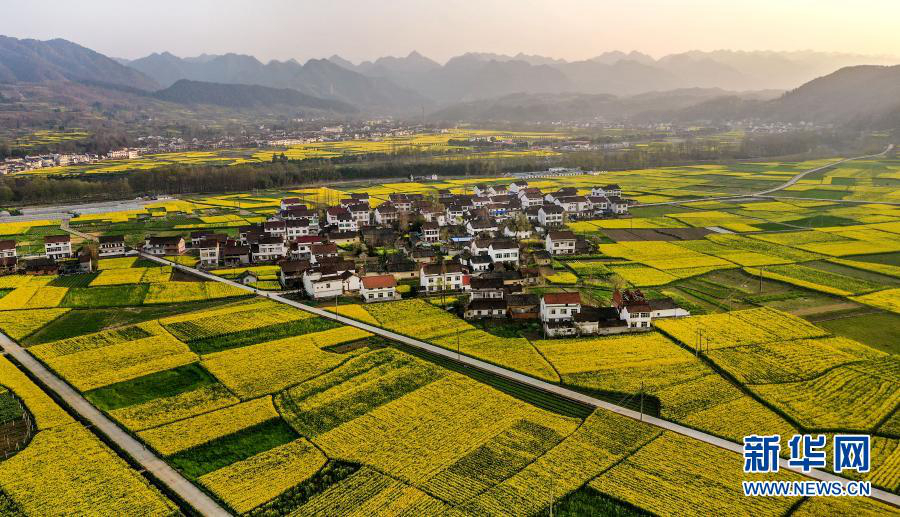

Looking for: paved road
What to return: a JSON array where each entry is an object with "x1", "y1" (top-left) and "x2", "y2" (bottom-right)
[
  {"x1": 636, "y1": 145, "x2": 894, "y2": 207},
  {"x1": 0, "y1": 334, "x2": 232, "y2": 517},
  {"x1": 755, "y1": 144, "x2": 893, "y2": 196},
  {"x1": 142, "y1": 252, "x2": 900, "y2": 507}
]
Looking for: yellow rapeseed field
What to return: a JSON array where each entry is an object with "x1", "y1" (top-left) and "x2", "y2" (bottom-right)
[
  {"x1": 138, "y1": 396, "x2": 279, "y2": 456},
  {"x1": 655, "y1": 307, "x2": 828, "y2": 350},
  {"x1": 852, "y1": 288, "x2": 900, "y2": 314},
  {"x1": 0, "y1": 307, "x2": 69, "y2": 340},
  {"x1": 0, "y1": 424, "x2": 177, "y2": 516},
  {"x1": 33, "y1": 330, "x2": 197, "y2": 391},
  {"x1": 199, "y1": 438, "x2": 326, "y2": 514},
  {"x1": 109, "y1": 384, "x2": 240, "y2": 431},
  {"x1": 203, "y1": 327, "x2": 369, "y2": 399},
  {"x1": 591, "y1": 432, "x2": 804, "y2": 517}
]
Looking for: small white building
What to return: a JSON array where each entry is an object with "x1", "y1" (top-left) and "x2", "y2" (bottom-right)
[
  {"x1": 538, "y1": 205, "x2": 564, "y2": 228},
  {"x1": 420, "y1": 222, "x2": 440, "y2": 243},
  {"x1": 545, "y1": 231, "x2": 577, "y2": 255},
  {"x1": 0, "y1": 240, "x2": 16, "y2": 259},
  {"x1": 420, "y1": 263, "x2": 464, "y2": 292},
  {"x1": 540, "y1": 292, "x2": 582, "y2": 323},
  {"x1": 197, "y1": 239, "x2": 221, "y2": 266},
  {"x1": 44, "y1": 235, "x2": 73, "y2": 261},
  {"x1": 488, "y1": 240, "x2": 519, "y2": 265},
  {"x1": 252, "y1": 237, "x2": 286, "y2": 262},
  {"x1": 360, "y1": 274, "x2": 400, "y2": 303},
  {"x1": 98, "y1": 235, "x2": 126, "y2": 258}
]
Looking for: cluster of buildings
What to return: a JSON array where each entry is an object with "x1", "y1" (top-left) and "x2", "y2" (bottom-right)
[
  {"x1": 0, "y1": 148, "x2": 142, "y2": 174},
  {"x1": 0, "y1": 233, "x2": 97, "y2": 275},
  {"x1": 0, "y1": 174, "x2": 689, "y2": 338}
]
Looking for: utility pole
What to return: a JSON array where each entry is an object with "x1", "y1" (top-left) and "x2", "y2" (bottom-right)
[{"x1": 639, "y1": 381, "x2": 644, "y2": 421}]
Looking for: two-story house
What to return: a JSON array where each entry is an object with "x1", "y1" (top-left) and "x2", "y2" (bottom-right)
[
  {"x1": 143, "y1": 236, "x2": 185, "y2": 257},
  {"x1": 98, "y1": 235, "x2": 126, "y2": 258},
  {"x1": 545, "y1": 231, "x2": 577, "y2": 255},
  {"x1": 488, "y1": 240, "x2": 519, "y2": 265},
  {"x1": 420, "y1": 263, "x2": 464, "y2": 293},
  {"x1": 44, "y1": 235, "x2": 73, "y2": 261},
  {"x1": 538, "y1": 205, "x2": 564, "y2": 228}
]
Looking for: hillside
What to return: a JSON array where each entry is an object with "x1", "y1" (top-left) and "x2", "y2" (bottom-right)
[
  {"x1": 0, "y1": 35, "x2": 158, "y2": 90},
  {"x1": 429, "y1": 89, "x2": 779, "y2": 123},
  {"x1": 152, "y1": 79, "x2": 357, "y2": 112}
]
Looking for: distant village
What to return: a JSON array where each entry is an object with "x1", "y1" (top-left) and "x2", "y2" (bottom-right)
[{"x1": 4, "y1": 175, "x2": 690, "y2": 337}]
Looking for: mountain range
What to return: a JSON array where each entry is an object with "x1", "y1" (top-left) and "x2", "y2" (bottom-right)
[{"x1": 1, "y1": 35, "x2": 899, "y2": 127}]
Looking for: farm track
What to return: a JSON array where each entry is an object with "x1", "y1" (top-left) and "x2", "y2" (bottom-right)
[
  {"x1": 134, "y1": 252, "x2": 900, "y2": 508},
  {"x1": 0, "y1": 333, "x2": 232, "y2": 517}
]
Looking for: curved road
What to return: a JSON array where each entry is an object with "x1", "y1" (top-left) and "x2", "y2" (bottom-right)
[
  {"x1": 636, "y1": 144, "x2": 894, "y2": 207},
  {"x1": 138, "y1": 252, "x2": 899, "y2": 508}
]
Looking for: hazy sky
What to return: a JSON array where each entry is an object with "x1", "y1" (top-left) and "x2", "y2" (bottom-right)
[{"x1": 2, "y1": 0, "x2": 899, "y2": 63}]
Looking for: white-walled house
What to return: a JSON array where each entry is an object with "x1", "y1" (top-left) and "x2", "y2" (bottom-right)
[
  {"x1": 538, "y1": 205, "x2": 564, "y2": 228},
  {"x1": 540, "y1": 292, "x2": 582, "y2": 322},
  {"x1": 545, "y1": 231, "x2": 576, "y2": 255},
  {"x1": 420, "y1": 263, "x2": 464, "y2": 292},
  {"x1": 359, "y1": 274, "x2": 400, "y2": 303},
  {"x1": 44, "y1": 235, "x2": 73, "y2": 260},
  {"x1": 197, "y1": 239, "x2": 221, "y2": 266},
  {"x1": 98, "y1": 235, "x2": 126, "y2": 258},
  {"x1": 0, "y1": 240, "x2": 16, "y2": 259},
  {"x1": 488, "y1": 240, "x2": 519, "y2": 265}
]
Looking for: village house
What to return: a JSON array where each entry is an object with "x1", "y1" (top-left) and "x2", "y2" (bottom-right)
[
  {"x1": 591, "y1": 184, "x2": 622, "y2": 197},
  {"x1": 143, "y1": 236, "x2": 185, "y2": 257},
  {"x1": 469, "y1": 238, "x2": 491, "y2": 256},
  {"x1": 97, "y1": 235, "x2": 126, "y2": 258},
  {"x1": 386, "y1": 194, "x2": 411, "y2": 212},
  {"x1": 607, "y1": 196, "x2": 629, "y2": 215},
  {"x1": 613, "y1": 289, "x2": 652, "y2": 328},
  {"x1": 279, "y1": 259, "x2": 310, "y2": 289},
  {"x1": 359, "y1": 274, "x2": 400, "y2": 302},
  {"x1": 420, "y1": 263, "x2": 464, "y2": 292},
  {"x1": 310, "y1": 243, "x2": 339, "y2": 264},
  {"x1": 466, "y1": 218, "x2": 498, "y2": 237},
  {"x1": 464, "y1": 298, "x2": 508, "y2": 319},
  {"x1": 544, "y1": 188, "x2": 578, "y2": 204},
  {"x1": 280, "y1": 197, "x2": 304, "y2": 211},
  {"x1": 467, "y1": 254, "x2": 492, "y2": 272},
  {"x1": 648, "y1": 298, "x2": 691, "y2": 319},
  {"x1": 285, "y1": 219, "x2": 313, "y2": 240},
  {"x1": 263, "y1": 221, "x2": 287, "y2": 240},
  {"x1": 540, "y1": 292, "x2": 582, "y2": 337},
  {"x1": 507, "y1": 293, "x2": 539, "y2": 320},
  {"x1": 538, "y1": 205, "x2": 564, "y2": 228},
  {"x1": 374, "y1": 204, "x2": 399, "y2": 225},
  {"x1": 44, "y1": 235, "x2": 73, "y2": 261},
  {"x1": 302, "y1": 270, "x2": 344, "y2": 299},
  {"x1": 487, "y1": 240, "x2": 519, "y2": 266},
  {"x1": 545, "y1": 231, "x2": 577, "y2": 255},
  {"x1": 348, "y1": 204, "x2": 371, "y2": 226},
  {"x1": 0, "y1": 240, "x2": 17, "y2": 272},
  {"x1": 509, "y1": 180, "x2": 529, "y2": 193},
  {"x1": 574, "y1": 307, "x2": 629, "y2": 335},
  {"x1": 420, "y1": 222, "x2": 441, "y2": 243},
  {"x1": 197, "y1": 238, "x2": 222, "y2": 266},
  {"x1": 469, "y1": 277, "x2": 505, "y2": 300},
  {"x1": 220, "y1": 243, "x2": 249, "y2": 266},
  {"x1": 251, "y1": 236, "x2": 285, "y2": 262}
]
